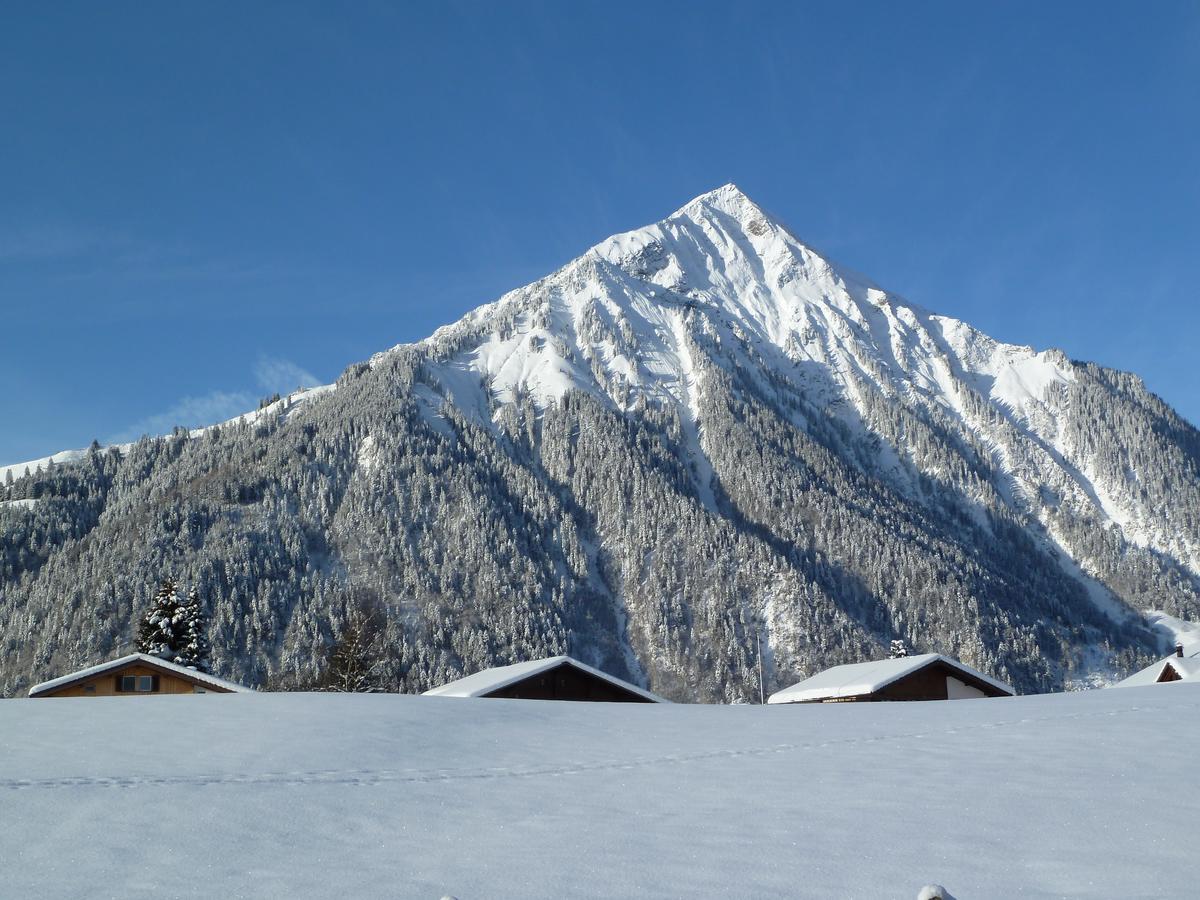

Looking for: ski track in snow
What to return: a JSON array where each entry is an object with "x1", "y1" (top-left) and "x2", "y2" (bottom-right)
[{"x1": 2, "y1": 697, "x2": 1181, "y2": 794}]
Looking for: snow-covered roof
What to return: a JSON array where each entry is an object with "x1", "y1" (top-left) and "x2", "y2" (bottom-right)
[
  {"x1": 28, "y1": 653, "x2": 251, "y2": 697},
  {"x1": 423, "y1": 655, "x2": 667, "y2": 703},
  {"x1": 767, "y1": 653, "x2": 1014, "y2": 704},
  {"x1": 1112, "y1": 652, "x2": 1200, "y2": 689}
]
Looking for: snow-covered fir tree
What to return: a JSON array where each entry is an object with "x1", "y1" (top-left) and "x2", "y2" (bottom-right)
[
  {"x1": 176, "y1": 587, "x2": 211, "y2": 672},
  {"x1": 136, "y1": 579, "x2": 185, "y2": 660},
  {"x1": 889, "y1": 640, "x2": 910, "y2": 659}
]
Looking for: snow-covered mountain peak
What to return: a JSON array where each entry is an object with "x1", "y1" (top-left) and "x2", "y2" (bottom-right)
[
  {"x1": 409, "y1": 184, "x2": 883, "y2": 381},
  {"x1": 416, "y1": 185, "x2": 1074, "y2": 431},
  {"x1": 581, "y1": 184, "x2": 882, "y2": 344},
  {"x1": 671, "y1": 181, "x2": 776, "y2": 228},
  {"x1": 411, "y1": 186, "x2": 1200, "y2": 584}
]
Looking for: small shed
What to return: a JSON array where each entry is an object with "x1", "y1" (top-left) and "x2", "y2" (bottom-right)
[
  {"x1": 1113, "y1": 646, "x2": 1200, "y2": 688},
  {"x1": 767, "y1": 653, "x2": 1014, "y2": 704},
  {"x1": 423, "y1": 655, "x2": 666, "y2": 703},
  {"x1": 28, "y1": 653, "x2": 249, "y2": 698}
]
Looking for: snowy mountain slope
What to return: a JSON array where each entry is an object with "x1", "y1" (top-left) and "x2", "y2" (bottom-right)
[
  {"x1": 3, "y1": 685, "x2": 1198, "y2": 898},
  {"x1": 420, "y1": 185, "x2": 1194, "y2": 578},
  {"x1": 408, "y1": 185, "x2": 1200, "y2": 634},
  {"x1": 3, "y1": 186, "x2": 1199, "y2": 699}
]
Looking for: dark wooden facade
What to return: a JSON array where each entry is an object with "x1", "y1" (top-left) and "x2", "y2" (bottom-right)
[
  {"x1": 1157, "y1": 664, "x2": 1182, "y2": 683},
  {"x1": 821, "y1": 660, "x2": 1010, "y2": 703},
  {"x1": 483, "y1": 661, "x2": 656, "y2": 703},
  {"x1": 873, "y1": 660, "x2": 985, "y2": 701}
]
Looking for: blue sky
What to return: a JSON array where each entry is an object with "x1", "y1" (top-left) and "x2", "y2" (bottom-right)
[{"x1": 2, "y1": 2, "x2": 1198, "y2": 464}]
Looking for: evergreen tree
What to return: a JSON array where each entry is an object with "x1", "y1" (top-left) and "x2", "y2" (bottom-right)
[
  {"x1": 136, "y1": 579, "x2": 185, "y2": 660},
  {"x1": 176, "y1": 587, "x2": 211, "y2": 672},
  {"x1": 889, "y1": 640, "x2": 910, "y2": 659}
]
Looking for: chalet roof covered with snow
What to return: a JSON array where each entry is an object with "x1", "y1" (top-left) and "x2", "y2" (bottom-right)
[
  {"x1": 767, "y1": 653, "x2": 1014, "y2": 704},
  {"x1": 423, "y1": 655, "x2": 667, "y2": 702},
  {"x1": 28, "y1": 653, "x2": 251, "y2": 697},
  {"x1": 1113, "y1": 651, "x2": 1200, "y2": 688}
]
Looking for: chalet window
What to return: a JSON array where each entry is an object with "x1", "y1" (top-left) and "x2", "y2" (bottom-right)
[
  {"x1": 116, "y1": 674, "x2": 159, "y2": 692},
  {"x1": 82, "y1": 684, "x2": 96, "y2": 694}
]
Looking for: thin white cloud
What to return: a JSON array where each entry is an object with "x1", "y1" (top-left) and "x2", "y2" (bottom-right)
[
  {"x1": 107, "y1": 390, "x2": 257, "y2": 444},
  {"x1": 0, "y1": 224, "x2": 135, "y2": 263},
  {"x1": 105, "y1": 356, "x2": 322, "y2": 445},
  {"x1": 254, "y1": 356, "x2": 321, "y2": 394}
]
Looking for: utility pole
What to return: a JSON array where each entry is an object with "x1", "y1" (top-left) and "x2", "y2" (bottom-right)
[{"x1": 757, "y1": 625, "x2": 765, "y2": 705}]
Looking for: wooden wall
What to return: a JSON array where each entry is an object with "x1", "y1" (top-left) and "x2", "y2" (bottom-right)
[
  {"x1": 37, "y1": 664, "x2": 229, "y2": 697},
  {"x1": 1157, "y1": 664, "x2": 1182, "y2": 683},
  {"x1": 830, "y1": 661, "x2": 1009, "y2": 703},
  {"x1": 874, "y1": 663, "x2": 952, "y2": 701},
  {"x1": 483, "y1": 663, "x2": 655, "y2": 702}
]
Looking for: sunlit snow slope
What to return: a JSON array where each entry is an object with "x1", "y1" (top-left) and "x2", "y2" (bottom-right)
[
  {"x1": 4, "y1": 185, "x2": 1191, "y2": 586},
  {"x1": 415, "y1": 184, "x2": 1200, "y2": 617},
  {"x1": 2, "y1": 686, "x2": 1197, "y2": 898}
]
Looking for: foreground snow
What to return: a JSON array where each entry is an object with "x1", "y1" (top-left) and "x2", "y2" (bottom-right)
[{"x1": 2, "y1": 685, "x2": 1196, "y2": 898}]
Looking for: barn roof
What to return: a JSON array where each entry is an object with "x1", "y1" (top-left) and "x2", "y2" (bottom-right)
[
  {"x1": 1113, "y1": 652, "x2": 1200, "y2": 688},
  {"x1": 28, "y1": 653, "x2": 251, "y2": 697},
  {"x1": 767, "y1": 653, "x2": 1014, "y2": 704},
  {"x1": 423, "y1": 655, "x2": 667, "y2": 702}
]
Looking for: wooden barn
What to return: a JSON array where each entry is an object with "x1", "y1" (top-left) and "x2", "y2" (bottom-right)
[
  {"x1": 423, "y1": 655, "x2": 666, "y2": 703},
  {"x1": 1113, "y1": 644, "x2": 1200, "y2": 688},
  {"x1": 28, "y1": 653, "x2": 249, "y2": 698},
  {"x1": 767, "y1": 653, "x2": 1014, "y2": 704}
]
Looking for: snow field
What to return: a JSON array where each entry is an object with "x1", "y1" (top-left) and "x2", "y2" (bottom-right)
[
  {"x1": 0, "y1": 497, "x2": 38, "y2": 511},
  {"x1": 2, "y1": 683, "x2": 1197, "y2": 898}
]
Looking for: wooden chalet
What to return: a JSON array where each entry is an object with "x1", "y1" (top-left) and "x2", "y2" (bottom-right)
[
  {"x1": 767, "y1": 653, "x2": 1014, "y2": 704},
  {"x1": 423, "y1": 655, "x2": 666, "y2": 703},
  {"x1": 28, "y1": 653, "x2": 249, "y2": 698},
  {"x1": 1113, "y1": 644, "x2": 1200, "y2": 688}
]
